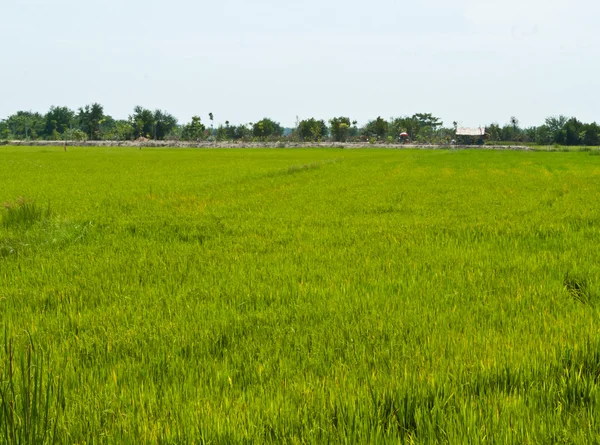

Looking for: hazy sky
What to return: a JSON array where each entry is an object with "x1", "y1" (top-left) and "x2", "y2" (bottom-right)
[{"x1": 2, "y1": 0, "x2": 598, "y2": 128}]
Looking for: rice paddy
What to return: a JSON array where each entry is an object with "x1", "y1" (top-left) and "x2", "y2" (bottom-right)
[{"x1": 1, "y1": 145, "x2": 600, "y2": 443}]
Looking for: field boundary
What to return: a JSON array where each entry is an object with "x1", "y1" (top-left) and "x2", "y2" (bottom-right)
[{"x1": 1, "y1": 140, "x2": 532, "y2": 150}]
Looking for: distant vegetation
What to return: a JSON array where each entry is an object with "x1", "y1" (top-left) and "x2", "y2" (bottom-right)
[{"x1": 1, "y1": 105, "x2": 598, "y2": 146}]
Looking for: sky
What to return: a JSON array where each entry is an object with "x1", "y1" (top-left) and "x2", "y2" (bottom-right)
[{"x1": 1, "y1": 0, "x2": 598, "y2": 128}]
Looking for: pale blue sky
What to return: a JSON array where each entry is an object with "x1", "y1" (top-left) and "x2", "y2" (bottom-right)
[{"x1": 2, "y1": 0, "x2": 598, "y2": 128}]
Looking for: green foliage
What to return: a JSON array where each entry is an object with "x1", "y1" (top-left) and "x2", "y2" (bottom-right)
[
  {"x1": 226, "y1": 124, "x2": 250, "y2": 140},
  {"x1": 362, "y1": 116, "x2": 388, "y2": 139},
  {"x1": 297, "y1": 118, "x2": 328, "y2": 141},
  {"x1": 129, "y1": 106, "x2": 177, "y2": 140},
  {"x1": 535, "y1": 124, "x2": 553, "y2": 145},
  {"x1": 102, "y1": 120, "x2": 134, "y2": 141},
  {"x1": 181, "y1": 116, "x2": 206, "y2": 141},
  {"x1": 3, "y1": 111, "x2": 45, "y2": 140},
  {"x1": 329, "y1": 117, "x2": 352, "y2": 142},
  {"x1": 500, "y1": 120, "x2": 520, "y2": 142},
  {"x1": 583, "y1": 123, "x2": 600, "y2": 146},
  {"x1": 77, "y1": 103, "x2": 104, "y2": 140},
  {"x1": 389, "y1": 116, "x2": 415, "y2": 140},
  {"x1": 0, "y1": 120, "x2": 8, "y2": 140},
  {"x1": 252, "y1": 118, "x2": 283, "y2": 138},
  {"x1": 388, "y1": 114, "x2": 443, "y2": 142},
  {"x1": 215, "y1": 125, "x2": 227, "y2": 141},
  {"x1": 564, "y1": 118, "x2": 583, "y2": 146},
  {"x1": 483, "y1": 115, "x2": 600, "y2": 147},
  {"x1": 129, "y1": 106, "x2": 154, "y2": 139},
  {"x1": 413, "y1": 112, "x2": 443, "y2": 130},
  {"x1": 153, "y1": 110, "x2": 178, "y2": 140},
  {"x1": 70, "y1": 129, "x2": 88, "y2": 142},
  {"x1": 44, "y1": 106, "x2": 75, "y2": 138},
  {"x1": 3, "y1": 103, "x2": 600, "y2": 146},
  {"x1": 545, "y1": 115, "x2": 568, "y2": 145},
  {"x1": 487, "y1": 123, "x2": 502, "y2": 141}
]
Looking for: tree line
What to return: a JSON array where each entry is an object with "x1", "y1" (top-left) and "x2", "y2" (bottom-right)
[
  {"x1": 486, "y1": 116, "x2": 600, "y2": 146},
  {"x1": 1, "y1": 105, "x2": 599, "y2": 146}
]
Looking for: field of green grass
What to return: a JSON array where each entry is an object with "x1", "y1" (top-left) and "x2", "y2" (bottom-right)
[{"x1": 1, "y1": 146, "x2": 600, "y2": 443}]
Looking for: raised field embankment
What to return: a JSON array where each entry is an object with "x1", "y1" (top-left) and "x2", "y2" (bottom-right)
[{"x1": 2, "y1": 140, "x2": 531, "y2": 150}]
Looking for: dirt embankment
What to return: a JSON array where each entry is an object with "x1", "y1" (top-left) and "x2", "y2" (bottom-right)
[{"x1": 1, "y1": 140, "x2": 531, "y2": 150}]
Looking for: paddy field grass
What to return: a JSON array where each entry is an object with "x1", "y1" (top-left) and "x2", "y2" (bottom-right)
[{"x1": 1, "y1": 146, "x2": 600, "y2": 443}]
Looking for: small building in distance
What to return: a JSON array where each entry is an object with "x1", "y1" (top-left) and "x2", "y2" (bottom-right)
[{"x1": 456, "y1": 127, "x2": 488, "y2": 145}]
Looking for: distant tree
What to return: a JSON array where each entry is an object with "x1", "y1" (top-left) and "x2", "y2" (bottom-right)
[
  {"x1": 4, "y1": 111, "x2": 45, "y2": 140},
  {"x1": 97, "y1": 115, "x2": 116, "y2": 140},
  {"x1": 181, "y1": 116, "x2": 206, "y2": 140},
  {"x1": 486, "y1": 123, "x2": 502, "y2": 141},
  {"x1": 362, "y1": 116, "x2": 388, "y2": 139},
  {"x1": 44, "y1": 106, "x2": 75, "y2": 138},
  {"x1": 545, "y1": 115, "x2": 568, "y2": 144},
  {"x1": 70, "y1": 129, "x2": 88, "y2": 142},
  {"x1": 389, "y1": 116, "x2": 419, "y2": 140},
  {"x1": 329, "y1": 117, "x2": 352, "y2": 142},
  {"x1": 415, "y1": 113, "x2": 442, "y2": 141},
  {"x1": 0, "y1": 120, "x2": 9, "y2": 139},
  {"x1": 153, "y1": 110, "x2": 178, "y2": 140},
  {"x1": 501, "y1": 124, "x2": 516, "y2": 142},
  {"x1": 523, "y1": 127, "x2": 537, "y2": 143},
  {"x1": 252, "y1": 118, "x2": 283, "y2": 138},
  {"x1": 564, "y1": 117, "x2": 583, "y2": 146},
  {"x1": 221, "y1": 121, "x2": 249, "y2": 140},
  {"x1": 222, "y1": 121, "x2": 233, "y2": 140},
  {"x1": 413, "y1": 113, "x2": 443, "y2": 130},
  {"x1": 490, "y1": 117, "x2": 522, "y2": 142},
  {"x1": 388, "y1": 117, "x2": 406, "y2": 139},
  {"x1": 583, "y1": 122, "x2": 600, "y2": 146},
  {"x1": 8, "y1": 104, "x2": 600, "y2": 148},
  {"x1": 207, "y1": 112, "x2": 214, "y2": 138},
  {"x1": 130, "y1": 106, "x2": 155, "y2": 139},
  {"x1": 215, "y1": 125, "x2": 228, "y2": 141},
  {"x1": 78, "y1": 103, "x2": 104, "y2": 140},
  {"x1": 297, "y1": 118, "x2": 328, "y2": 141},
  {"x1": 229, "y1": 124, "x2": 250, "y2": 140},
  {"x1": 107, "y1": 120, "x2": 135, "y2": 141},
  {"x1": 535, "y1": 125, "x2": 553, "y2": 145}
]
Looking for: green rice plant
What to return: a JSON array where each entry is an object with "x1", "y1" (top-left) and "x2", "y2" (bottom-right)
[
  {"x1": 286, "y1": 162, "x2": 320, "y2": 174},
  {"x1": 564, "y1": 272, "x2": 598, "y2": 306},
  {"x1": 0, "y1": 336, "x2": 64, "y2": 444},
  {"x1": 1, "y1": 146, "x2": 600, "y2": 442},
  {"x1": 0, "y1": 240, "x2": 17, "y2": 258},
  {"x1": 1, "y1": 198, "x2": 51, "y2": 229}
]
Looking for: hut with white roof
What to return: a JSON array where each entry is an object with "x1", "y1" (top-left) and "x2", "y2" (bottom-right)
[{"x1": 456, "y1": 127, "x2": 488, "y2": 145}]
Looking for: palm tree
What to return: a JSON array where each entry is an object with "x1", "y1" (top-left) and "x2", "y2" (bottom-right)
[{"x1": 510, "y1": 116, "x2": 519, "y2": 132}]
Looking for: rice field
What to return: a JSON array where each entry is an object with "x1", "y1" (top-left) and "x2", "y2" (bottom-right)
[{"x1": 1, "y1": 145, "x2": 600, "y2": 443}]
